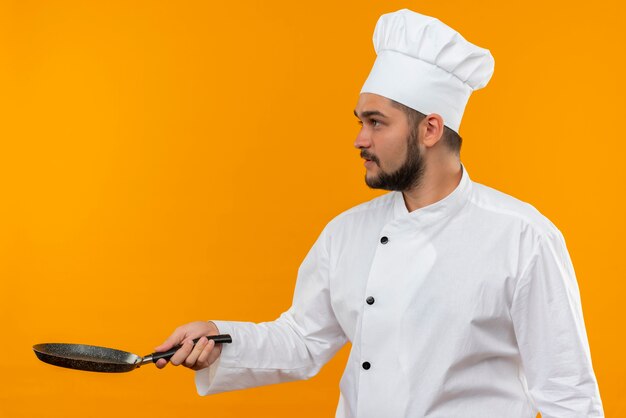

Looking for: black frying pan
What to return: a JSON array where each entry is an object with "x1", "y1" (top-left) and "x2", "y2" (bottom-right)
[{"x1": 32, "y1": 334, "x2": 232, "y2": 373}]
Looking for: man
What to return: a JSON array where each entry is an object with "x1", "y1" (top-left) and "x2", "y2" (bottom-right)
[{"x1": 155, "y1": 9, "x2": 604, "y2": 417}]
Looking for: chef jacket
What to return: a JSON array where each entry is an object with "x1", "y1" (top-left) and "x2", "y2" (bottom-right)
[{"x1": 196, "y1": 164, "x2": 604, "y2": 417}]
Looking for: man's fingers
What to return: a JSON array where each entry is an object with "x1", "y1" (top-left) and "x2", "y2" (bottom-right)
[
  {"x1": 154, "y1": 321, "x2": 220, "y2": 371},
  {"x1": 169, "y1": 340, "x2": 194, "y2": 366},
  {"x1": 154, "y1": 328, "x2": 185, "y2": 352},
  {"x1": 155, "y1": 358, "x2": 168, "y2": 369},
  {"x1": 155, "y1": 321, "x2": 216, "y2": 353},
  {"x1": 184, "y1": 337, "x2": 209, "y2": 368},
  {"x1": 207, "y1": 340, "x2": 222, "y2": 365},
  {"x1": 154, "y1": 336, "x2": 176, "y2": 352},
  {"x1": 193, "y1": 339, "x2": 215, "y2": 370}
]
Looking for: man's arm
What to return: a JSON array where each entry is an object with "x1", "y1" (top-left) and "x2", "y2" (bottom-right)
[
  {"x1": 155, "y1": 224, "x2": 348, "y2": 394},
  {"x1": 510, "y1": 230, "x2": 604, "y2": 417}
]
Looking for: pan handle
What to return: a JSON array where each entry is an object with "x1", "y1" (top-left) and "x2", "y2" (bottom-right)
[{"x1": 145, "y1": 334, "x2": 232, "y2": 364}]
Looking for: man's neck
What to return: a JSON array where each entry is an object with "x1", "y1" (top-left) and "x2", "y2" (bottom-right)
[{"x1": 402, "y1": 159, "x2": 463, "y2": 213}]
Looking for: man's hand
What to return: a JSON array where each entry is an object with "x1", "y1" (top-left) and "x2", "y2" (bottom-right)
[{"x1": 154, "y1": 321, "x2": 222, "y2": 371}]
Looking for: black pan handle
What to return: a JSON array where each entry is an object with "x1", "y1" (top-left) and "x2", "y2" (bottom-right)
[{"x1": 148, "y1": 334, "x2": 232, "y2": 363}]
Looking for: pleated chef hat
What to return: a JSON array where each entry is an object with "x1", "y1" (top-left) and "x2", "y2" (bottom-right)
[{"x1": 360, "y1": 9, "x2": 495, "y2": 133}]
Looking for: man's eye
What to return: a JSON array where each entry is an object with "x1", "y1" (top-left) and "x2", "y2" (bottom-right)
[{"x1": 356, "y1": 119, "x2": 381, "y2": 127}]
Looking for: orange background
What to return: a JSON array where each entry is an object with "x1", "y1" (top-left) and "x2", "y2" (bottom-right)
[{"x1": 1, "y1": 1, "x2": 624, "y2": 417}]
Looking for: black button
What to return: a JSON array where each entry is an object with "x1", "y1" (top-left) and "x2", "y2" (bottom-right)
[
  {"x1": 380, "y1": 236, "x2": 389, "y2": 244},
  {"x1": 362, "y1": 361, "x2": 371, "y2": 370},
  {"x1": 366, "y1": 296, "x2": 375, "y2": 305}
]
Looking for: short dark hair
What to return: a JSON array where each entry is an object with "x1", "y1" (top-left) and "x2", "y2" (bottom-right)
[{"x1": 390, "y1": 100, "x2": 462, "y2": 155}]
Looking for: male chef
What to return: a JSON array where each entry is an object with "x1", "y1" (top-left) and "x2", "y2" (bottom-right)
[{"x1": 155, "y1": 9, "x2": 604, "y2": 417}]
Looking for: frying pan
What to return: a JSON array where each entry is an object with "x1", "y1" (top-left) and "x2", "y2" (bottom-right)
[{"x1": 32, "y1": 334, "x2": 232, "y2": 373}]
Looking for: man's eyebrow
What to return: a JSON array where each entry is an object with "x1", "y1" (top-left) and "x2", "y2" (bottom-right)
[{"x1": 353, "y1": 109, "x2": 388, "y2": 119}]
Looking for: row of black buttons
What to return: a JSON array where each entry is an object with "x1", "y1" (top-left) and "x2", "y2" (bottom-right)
[
  {"x1": 365, "y1": 237, "x2": 386, "y2": 306},
  {"x1": 361, "y1": 237, "x2": 389, "y2": 372}
]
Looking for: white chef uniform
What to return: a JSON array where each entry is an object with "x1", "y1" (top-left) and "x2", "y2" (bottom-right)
[{"x1": 196, "y1": 164, "x2": 604, "y2": 417}]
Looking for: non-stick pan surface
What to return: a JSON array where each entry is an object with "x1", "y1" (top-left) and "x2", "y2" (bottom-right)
[
  {"x1": 33, "y1": 334, "x2": 232, "y2": 373},
  {"x1": 33, "y1": 343, "x2": 142, "y2": 373}
]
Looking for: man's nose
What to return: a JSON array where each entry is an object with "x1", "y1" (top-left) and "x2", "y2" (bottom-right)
[{"x1": 354, "y1": 128, "x2": 371, "y2": 149}]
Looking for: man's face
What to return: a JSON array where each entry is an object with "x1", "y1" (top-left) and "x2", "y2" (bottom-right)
[{"x1": 354, "y1": 93, "x2": 425, "y2": 191}]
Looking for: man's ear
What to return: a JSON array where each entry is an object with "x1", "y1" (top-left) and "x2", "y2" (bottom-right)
[{"x1": 421, "y1": 113, "x2": 445, "y2": 148}]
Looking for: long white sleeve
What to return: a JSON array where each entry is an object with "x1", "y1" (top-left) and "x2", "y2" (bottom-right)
[
  {"x1": 510, "y1": 231, "x2": 604, "y2": 417},
  {"x1": 195, "y1": 227, "x2": 348, "y2": 395}
]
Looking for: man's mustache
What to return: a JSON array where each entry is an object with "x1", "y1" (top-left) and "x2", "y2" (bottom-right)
[{"x1": 360, "y1": 150, "x2": 380, "y2": 165}]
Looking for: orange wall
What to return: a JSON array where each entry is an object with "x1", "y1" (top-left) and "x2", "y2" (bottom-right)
[{"x1": 1, "y1": 1, "x2": 623, "y2": 417}]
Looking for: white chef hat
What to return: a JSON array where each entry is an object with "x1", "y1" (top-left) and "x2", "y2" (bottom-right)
[{"x1": 360, "y1": 9, "x2": 495, "y2": 133}]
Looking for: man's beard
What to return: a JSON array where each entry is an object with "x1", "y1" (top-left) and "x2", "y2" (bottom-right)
[{"x1": 362, "y1": 128, "x2": 425, "y2": 192}]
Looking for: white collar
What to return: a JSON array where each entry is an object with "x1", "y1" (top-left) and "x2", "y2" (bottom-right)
[{"x1": 392, "y1": 163, "x2": 472, "y2": 225}]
